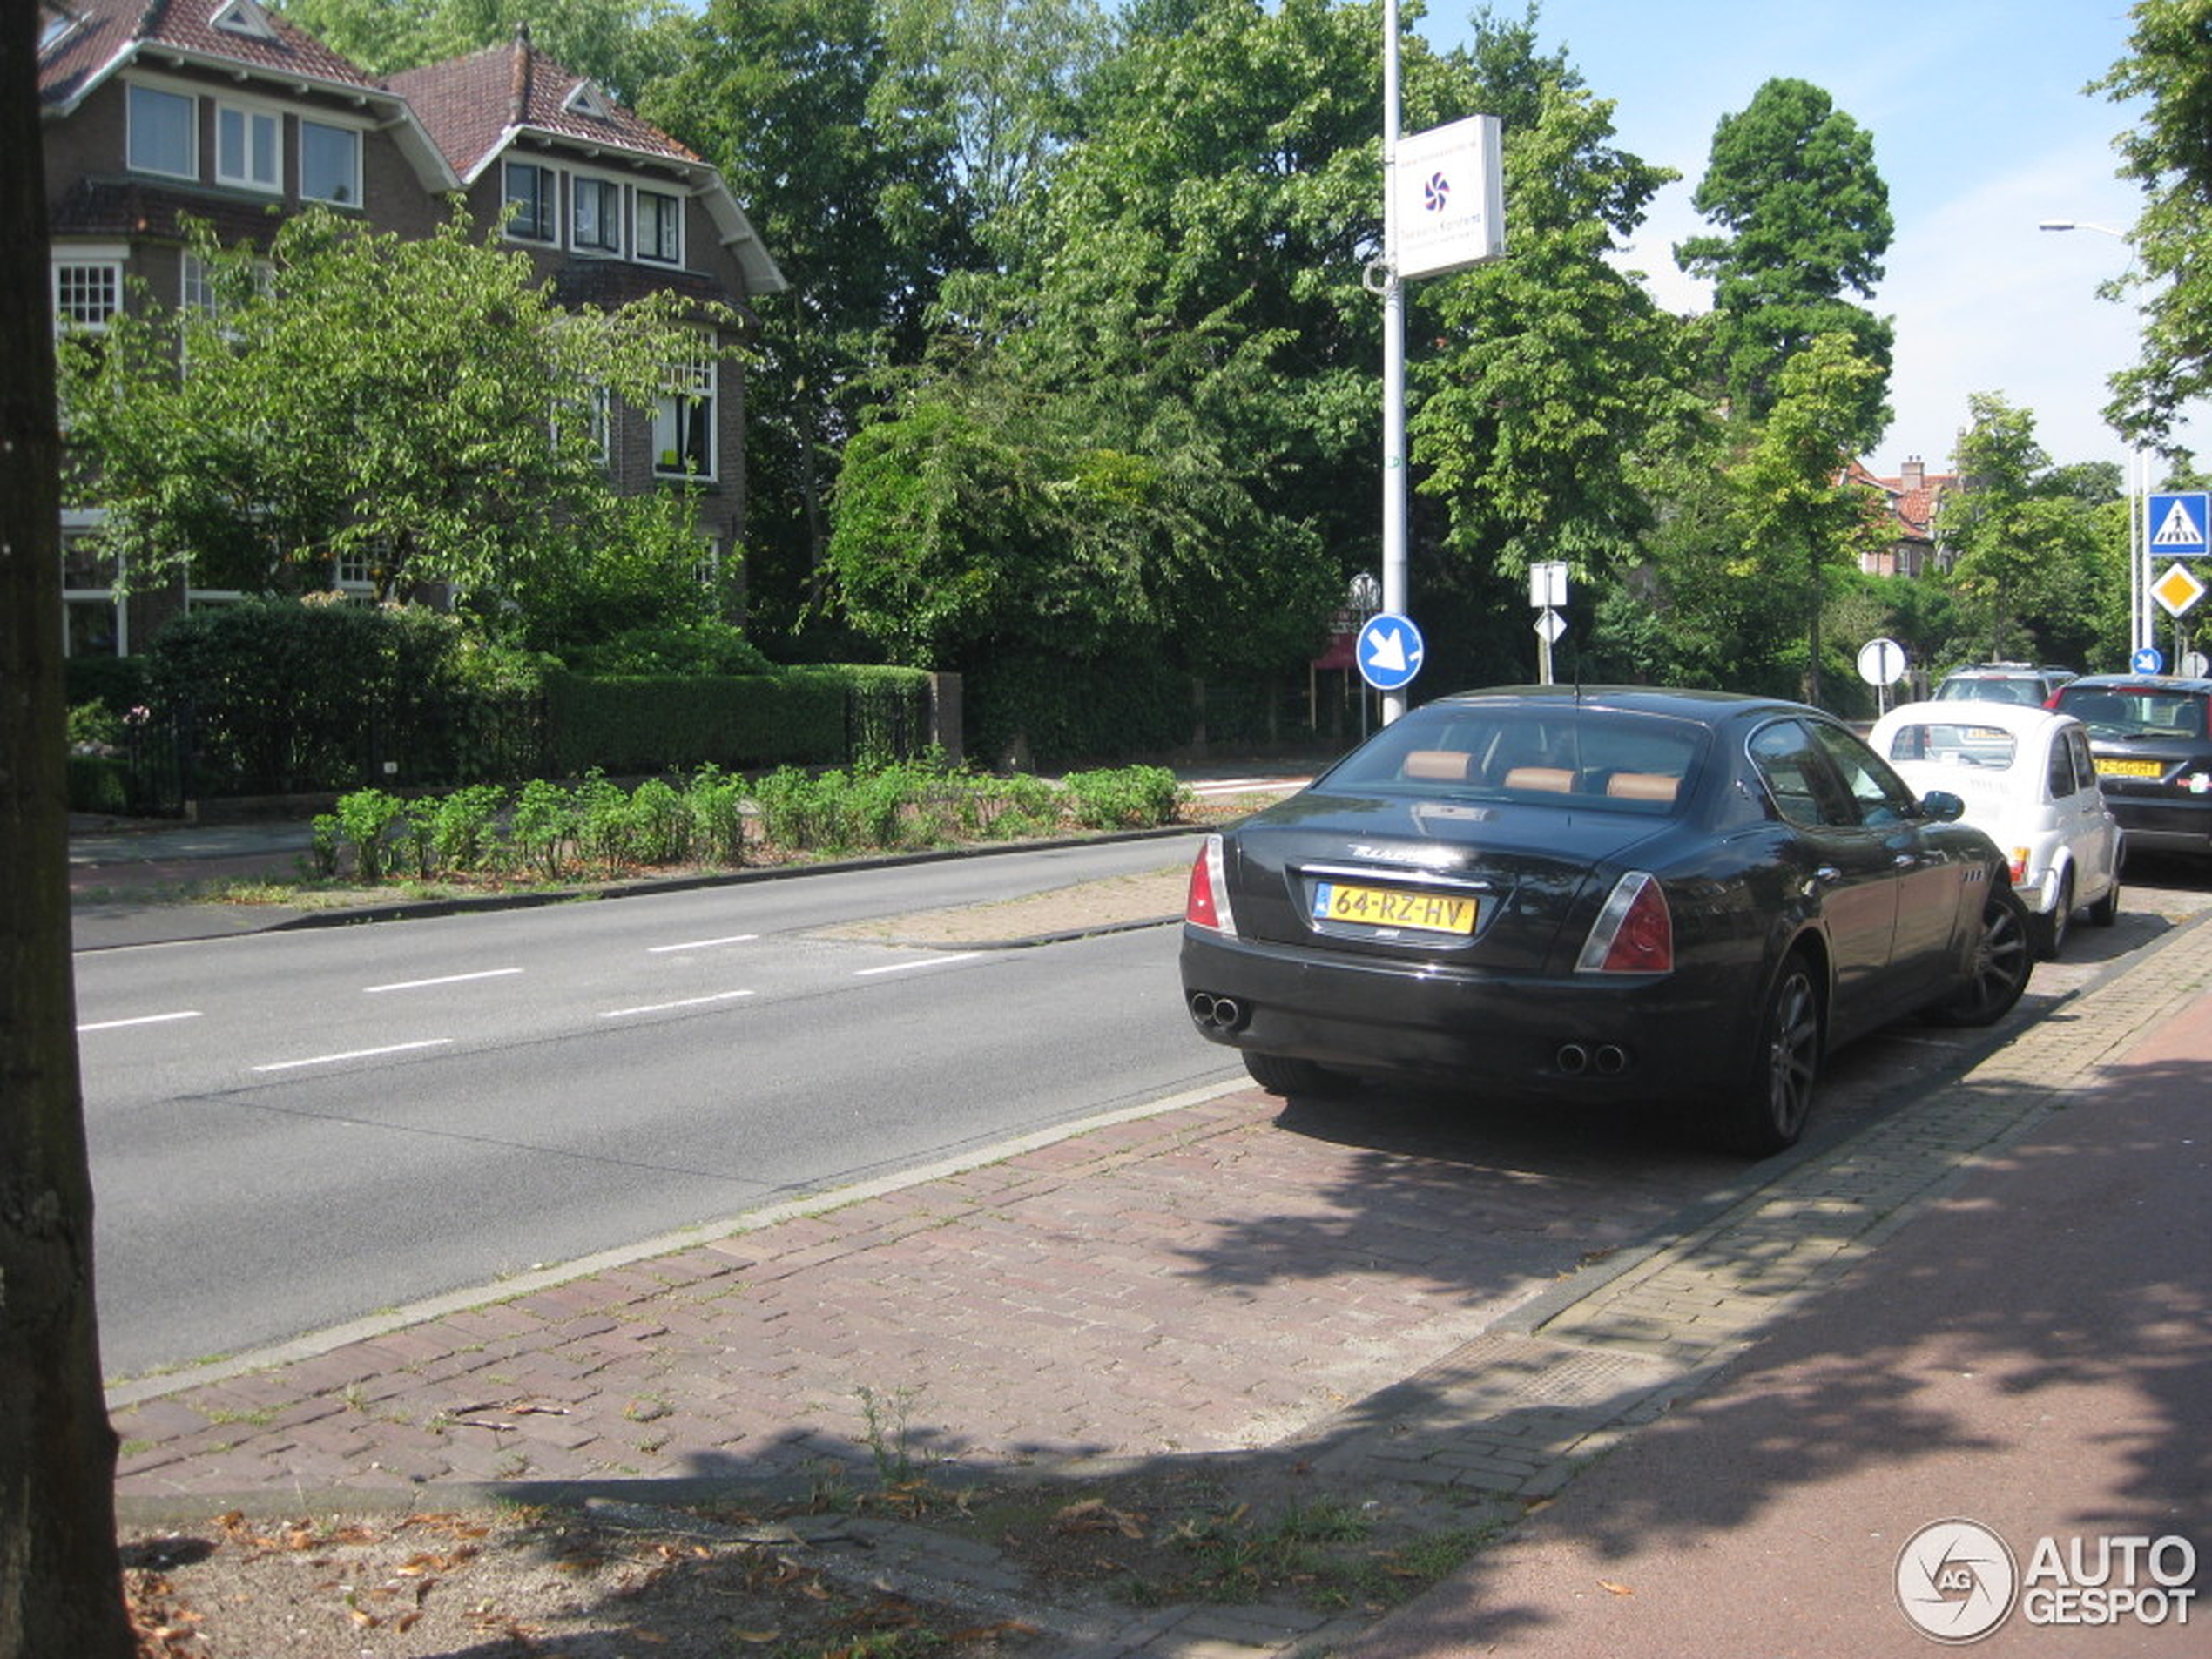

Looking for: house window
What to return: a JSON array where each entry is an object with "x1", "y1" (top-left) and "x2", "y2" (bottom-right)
[
  {"x1": 54, "y1": 259, "x2": 122, "y2": 330},
  {"x1": 504, "y1": 159, "x2": 556, "y2": 242},
  {"x1": 127, "y1": 84, "x2": 197, "y2": 179},
  {"x1": 653, "y1": 341, "x2": 716, "y2": 479},
  {"x1": 180, "y1": 254, "x2": 218, "y2": 314},
  {"x1": 636, "y1": 188, "x2": 682, "y2": 265},
  {"x1": 573, "y1": 176, "x2": 623, "y2": 254},
  {"x1": 216, "y1": 102, "x2": 280, "y2": 192},
  {"x1": 62, "y1": 536, "x2": 125, "y2": 658},
  {"x1": 334, "y1": 543, "x2": 374, "y2": 590},
  {"x1": 300, "y1": 120, "x2": 361, "y2": 206}
]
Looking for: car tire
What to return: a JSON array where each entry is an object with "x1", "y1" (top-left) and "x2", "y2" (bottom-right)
[
  {"x1": 1926, "y1": 885, "x2": 2034, "y2": 1028},
  {"x1": 1242, "y1": 1051, "x2": 1348, "y2": 1097},
  {"x1": 2034, "y1": 868, "x2": 2074, "y2": 960},
  {"x1": 2087, "y1": 880, "x2": 2120, "y2": 927},
  {"x1": 1701, "y1": 952, "x2": 1821, "y2": 1157}
]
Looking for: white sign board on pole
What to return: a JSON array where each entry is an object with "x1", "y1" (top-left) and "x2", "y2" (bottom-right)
[
  {"x1": 1393, "y1": 114, "x2": 1505, "y2": 280},
  {"x1": 1528, "y1": 561, "x2": 1568, "y2": 610}
]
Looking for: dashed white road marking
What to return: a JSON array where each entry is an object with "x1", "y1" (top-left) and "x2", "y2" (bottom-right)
[
  {"x1": 252, "y1": 1040, "x2": 455, "y2": 1073},
  {"x1": 854, "y1": 953, "x2": 985, "y2": 977},
  {"x1": 78, "y1": 1010, "x2": 202, "y2": 1034},
  {"x1": 364, "y1": 968, "x2": 524, "y2": 995},
  {"x1": 599, "y1": 990, "x2": 757, "y2": 1018},
  {"x1": 647, "y1": 934, "x2": 760, "y2": 954}
]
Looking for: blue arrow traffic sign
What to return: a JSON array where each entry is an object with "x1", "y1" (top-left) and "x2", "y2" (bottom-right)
[
  {"x1": 2148, "y1": 492, "x2": 2209, "y2": 556},
  {"x1": 1357, "y1": 612, "x2": 1426, "y2": 692},
  {"x1": 2134, "y1": 646, "x2": 2166, "y2": 675}
]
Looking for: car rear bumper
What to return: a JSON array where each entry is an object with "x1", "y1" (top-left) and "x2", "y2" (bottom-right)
[
  {"x1": 1179, "y1": 927, "x2": 1757, "y2": 1102},
  {"x1": 2104, "y1": 795, "x2": 2212, "y2": 857}
]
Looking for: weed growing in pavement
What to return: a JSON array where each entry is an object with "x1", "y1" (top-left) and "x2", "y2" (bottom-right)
[{"x1": 857, "y1": 1383, "x2": 928, "y2": 1486}]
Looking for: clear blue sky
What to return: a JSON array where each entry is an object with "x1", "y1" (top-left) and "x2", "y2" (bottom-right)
[{"x1": 1417, "y1": 0, "x2": 2182, "y2": 475}]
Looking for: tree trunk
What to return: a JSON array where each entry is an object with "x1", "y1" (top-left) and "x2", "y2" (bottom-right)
[{"x1": 0, "y1": 7, "x2": 134, "y2": 1654}]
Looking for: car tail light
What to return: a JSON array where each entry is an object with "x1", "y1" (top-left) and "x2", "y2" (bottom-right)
[
  {"x1": 1184, "y1": 834, "x2": 1238, "y2": 936},
  {"x1": 1575, "y1": 871, "x2": 1673, "y2": 974}
]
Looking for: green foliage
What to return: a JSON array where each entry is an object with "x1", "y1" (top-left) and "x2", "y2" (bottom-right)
[
  {"x1": 567, "y1": 621, "x2": 777, "y2": 677},
  {"x1": 1062, "y1": 765, "x2": 1186, "y2": 829},
  {"x1": 2094, "y1": 1, "x2": 2212, "y2": 451},
  {"x1": 1933, "y1": 395, "x2": 2127, "y2": 667},
  {"x1": 542, "y1": 670, "x2": 851, "y2": 774},
  {"x1": 66, "y1": 754, "x2": 131, "y2": 815},
  {"x1": 63, "y1": 653, "x2": 148, "y2": 718},
  {"x1": 334, "y1": 788, "x2": 408, "y2": 882},
  {"x1": 136, "y1": 598, "x2": 534, "y2": 794},
  {"x1": 315, "y1": 760, "x2": 1188, "y2": 885},
  {"x1": 1676, "y1": 78, "x2": 1894, "y2": 440},
  {"x1": 54, "y1": 210, "x2": 729, "y2": 641},
  {"x1": 509, "y1": 778, "x2": 582, "y2": 880},
  {"x1": 273, "y1": 0, "x2": 691, "y2": 104}
]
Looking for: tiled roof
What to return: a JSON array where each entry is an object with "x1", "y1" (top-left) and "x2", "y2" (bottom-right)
[
  {"x1": 1844, "y1": 455, "x2": 1961, "y2": 543},
  {"x1": 39, "y1": 0, "x2": 379, "y2": 110},
  {"x1": 387, "y1": 30, "x2": 701, "y2": 183},
  {"x1": 50, "y1": 175, "x2": 287, "y2": 246}
]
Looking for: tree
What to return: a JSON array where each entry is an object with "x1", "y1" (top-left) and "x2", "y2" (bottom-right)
[
  {"x1": 2, "y1": 3, "x2": 134, "y2": 1651},
  {"x1": 644, "y1": 0, "x2": 978, "y2": 638},
  {"x1": 1676, "y1": 77, "x2": 1894, "y2": 442},
  {"x1": 1412, "y1": 13, "x2": 1691, "y2": 617},
  {"x1": 273, "y1": 0, "x2": 689, "y2": 104},
  {"x1": 1717, "y1": 332, "x2": 1888, "y2": 705},
  {"x1": 1936, "y1": 395, "x2": 2126, "y2": 665},
  {"x1": 57, "y1": 212, "x2": 726, "y2": 655},
  {"x1": 2093, "y1": 0, "x2": 2212, "y2": 455}
]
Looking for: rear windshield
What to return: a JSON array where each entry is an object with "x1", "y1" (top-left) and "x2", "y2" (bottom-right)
[
  {"x1": 1879, "y1": 719, "x2": 2020, "y2": 771},
  {"x1": 1321, "y1": 707, "x2": 1707, "y2": 813},
  {"x1": 1934, "y1": 676, "x2": 2047, "y2": 705},
  {"x1": 2055, "y1": 685, "x2": 2209, "y2": 740}
]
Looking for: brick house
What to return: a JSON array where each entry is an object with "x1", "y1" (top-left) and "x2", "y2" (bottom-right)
[
  {"x1": 37, "y1": 0, "x2": 784, "y2": 657},
  {"x1": 1844, "y1": 455, "x2": 1961, "y2": 578}
]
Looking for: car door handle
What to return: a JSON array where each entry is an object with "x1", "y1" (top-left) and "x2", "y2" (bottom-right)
[
  {"x1": 1815, "y1": 865, "x2": 1843, "y2": 883},
  {"x1": 1893, "y1": 853, "x2": 1919, "y2": 868}
]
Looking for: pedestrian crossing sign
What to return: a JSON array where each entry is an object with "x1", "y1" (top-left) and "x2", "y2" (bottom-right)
[{"x1": 2149, "y1": 492, "x2": 2209, "y2": 555}]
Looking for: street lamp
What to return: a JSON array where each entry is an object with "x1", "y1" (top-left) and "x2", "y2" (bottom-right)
[{"x1": 2039, "y1": 219, "x2": 2149, "y2": 657}]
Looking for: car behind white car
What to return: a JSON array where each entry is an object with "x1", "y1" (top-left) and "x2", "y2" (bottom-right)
[{"x1": 1869, "y1": 700, "x2": 2122, "y2": 958}]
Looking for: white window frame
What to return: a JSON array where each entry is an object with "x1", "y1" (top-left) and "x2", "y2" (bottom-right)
[
  {"x1": 215, "y1": 98, "x2": 281, "y2": 193},
  {"x1": 635, "y1": 186, "x2": 684, "y2": 266},
  {"x1": 53, "y1": 247, "x2": 126, "y2": 332},
  {"x1": 126, "y1": 81, "x2": 198, "y2": 180},
  {"x1": 653, "y1": 338, "x2": 717, "y2": 481},
  {"x1": 300, "y1": 118, "x2": 363, "y2": 207},
  {"x1": 570, "y1": 173, "x2": 624, "y2": 256},
  {"x1": 502, "y1": 158, "x2": 559, "y2": 244}
]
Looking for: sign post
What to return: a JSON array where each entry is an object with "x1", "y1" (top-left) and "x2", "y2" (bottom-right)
[
  {"x1": 1530, "y1": 561, "x2": 1568, "y2": 685},
  {"x1": 1374, "y1": 0, "x2": 1502, "y2": 723}
]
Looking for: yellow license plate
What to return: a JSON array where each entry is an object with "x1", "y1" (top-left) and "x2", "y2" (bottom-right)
[
  {"x1": 1312, "y1": 881, "x2": 1478, "y2": 934},
  {"x1": 2095, "y1": 758, "x2": 2164, "y2": 778}
]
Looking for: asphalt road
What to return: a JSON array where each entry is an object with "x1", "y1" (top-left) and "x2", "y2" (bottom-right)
[{"x1": 77, "y1": 836, "x2": 1240, "y2": 1379}]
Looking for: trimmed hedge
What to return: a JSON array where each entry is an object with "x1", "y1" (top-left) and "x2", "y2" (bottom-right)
[{"x1": 541, "y1": 666, "x2": 930, "y2": 774}]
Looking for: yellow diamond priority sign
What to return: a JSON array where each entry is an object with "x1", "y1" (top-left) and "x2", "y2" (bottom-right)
[{"x1": 2153, "y1": 561, "x2": 2207, "y2": 617}]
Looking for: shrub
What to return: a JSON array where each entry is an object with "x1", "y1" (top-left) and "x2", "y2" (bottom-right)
[
  {"x1": 685, "y1": 765, "x2": 748, "y2": 866},
  {"x1": 1062, "y1": 765, "x2": 1187, "y2": 829},
  {"x1": 66, "y1": 753, "x2": 131, "y2": 815},
  {"x1": 509, "y1": 777, "x2": 578, "y2": 879},
  {"x1": 333, "y1": 787, "x2": 409, "y2": 881},
  {"x1": 429, "y1": 783, "x2": 507, "y2": 872},
  {"x1": 628, "y1": 776, "x2": 693, "y2": 867}
]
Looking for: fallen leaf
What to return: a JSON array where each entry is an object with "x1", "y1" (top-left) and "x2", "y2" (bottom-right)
[{"x1": 1598, "y1": 1579, "x2": 1635, "y2": 1596}]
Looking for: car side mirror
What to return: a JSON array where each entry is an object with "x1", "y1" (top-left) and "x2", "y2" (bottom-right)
[{"x1": 1919, "y1": 789, "x2": 1966, "y2": 823}]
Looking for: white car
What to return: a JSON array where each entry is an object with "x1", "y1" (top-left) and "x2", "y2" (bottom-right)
[{"x1": 1869, "y1": 700, "x2": 2122, "y2": 958}]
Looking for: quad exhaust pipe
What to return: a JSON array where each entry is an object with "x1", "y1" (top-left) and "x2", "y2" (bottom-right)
[
  {"x1": 1555, "y1": 1041, "x2": 1630, "y2": 1076},
  {"x1": 1189, "y1": 992, "x2": 1245, "y2": 1032}
]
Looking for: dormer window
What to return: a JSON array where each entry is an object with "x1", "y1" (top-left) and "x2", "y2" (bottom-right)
[
  {"x1": 211, "y1": 0, "x2": 278, "y2": 41},
  {"x1": 563, "y1": 80, "x2": 615, "y2": 121},
  {"x1": 41, "y1": 9, "x2": 81, "y2": 53}
]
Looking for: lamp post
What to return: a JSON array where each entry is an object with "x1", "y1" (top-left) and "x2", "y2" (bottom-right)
[{"x1": 2038, "y1": 219, "x2": 2150, "y2": 658}]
